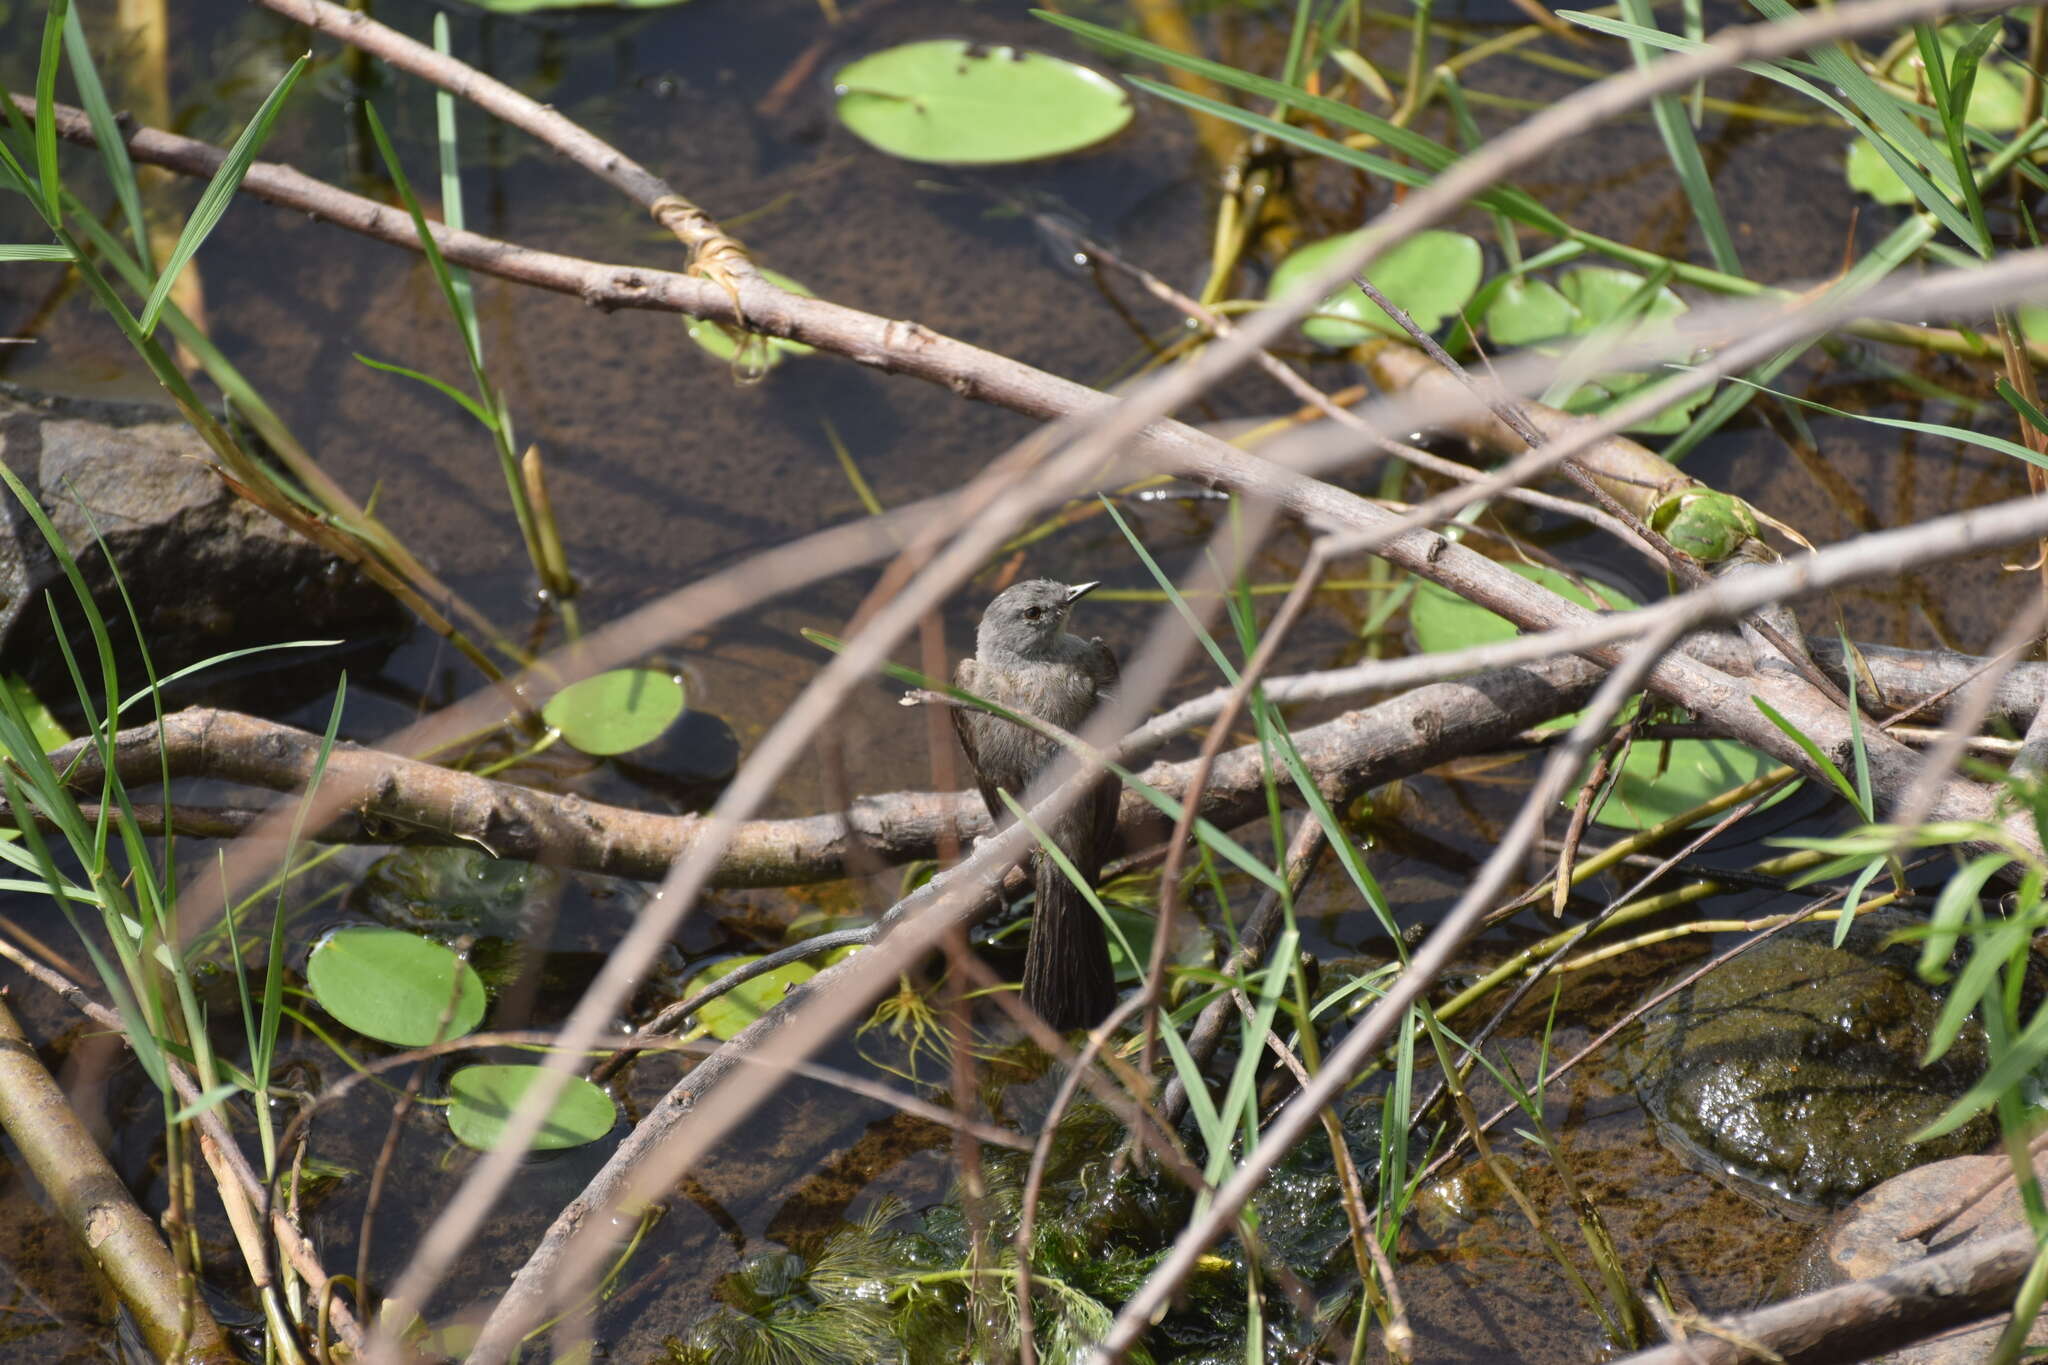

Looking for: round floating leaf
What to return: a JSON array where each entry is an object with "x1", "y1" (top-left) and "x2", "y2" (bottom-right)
[
  {"x1": 686, "y1": 956, "x2": 817, "y2": 1040},
  {"x1": 1410, "y1": 561, "x2": 1634, "y2": 657},
  {"x1": 306, "y1": 926, "x2": 485, "y2": 1047},
  {"x1": 543, "y1": 668, "x2": 686, "y2": 756},
  {"x1": 1845, "y1": 137, "x2": 1914, "y2": 206},
  {"x1": 833, "y1": 40, "x2": 1132, "y2": 165},
  {"x1": 1557, "y1": 266, "x2": 1686, "y2": 330},
  {"x1": 1269, "y1": 229, "x2": 1484, "y2": 348},
  {"x1": 1589, "y1": 736, "x2": 1776, "y2": 831},
  {"x1": 1409, "y1": 566, "x2": 1770, "y2": 827},
  {"x1": 1483, "y1": 277, "x2": 1578, "y2": 347},
  {"x1": 685, "y1": 269, "x2": 816, "y2": 370},
  {"x1": 1483, "y1": 266, "x2": 1704, "y2": 434},
  {"x1": 445, "y1": 1065, "x2": 616, "y2": 1152}
]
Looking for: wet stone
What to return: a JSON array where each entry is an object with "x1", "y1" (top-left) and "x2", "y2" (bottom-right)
[
  {"x1": 0, "y1": 383, "x2": 406, "y2": 708},
  {"x1": 1621, "y1": 913, "x2": 1994, "y2": 1208}
]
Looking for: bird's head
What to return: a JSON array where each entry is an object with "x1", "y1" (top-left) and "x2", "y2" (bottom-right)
[{"x1": 976, "y1": 579, "x2": 1097, "y2": 659}]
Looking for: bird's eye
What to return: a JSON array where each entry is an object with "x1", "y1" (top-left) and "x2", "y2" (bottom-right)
[{"x1": 1023, "y1": 606, "x2": 1043, "y2": 620}]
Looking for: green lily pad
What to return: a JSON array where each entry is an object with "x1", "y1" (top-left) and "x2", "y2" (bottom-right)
[
  {"x1": 445, "y1": 1065, "x2": 616, "y2": 1152},
  {"x1": 543, "y1": 668, "x2": 686, "y2": 756},
  {"x1": 1410, "y1": 561, "x2": 1634, "y2": 657},
  {"x1": 1482, "y1": 266, "x2": 1706, "y2": 435},
  {"x1": 833, "y1": 40, "x2": 1132, "y2": 165},
  {"x1": 1483, "y1": 278, "x2": 1578, "y2": 348},
  {"x1": 306, "y1": 926, "x2": 485, "y2": 1047},
  {"x1": 1, "y1": 674, "x2": 69, "y2": 751},
  {"x1": 1845, "y1": 137, "x2": 1914, "y2": 206},
  {"x1": 686, "y1": 956, "x2": 817, "y2": 1040},
  {"x1": 685, "y1": 269, "x2": 816, "y2": 370},
  {"x1": 1270, "y1": 229, "x2": 1484, "y2": 348},
  {"x1": 1592, "y1": 734, "x2": 1777, "y2": 831},
  {"x1": 1409, "y1": 563, "x2": 1771, "y2": 828}
]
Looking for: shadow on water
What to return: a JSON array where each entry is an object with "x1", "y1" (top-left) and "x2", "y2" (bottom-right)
[{"x1": 0, "y1": 0, "x2": 2035, "y2": 1358}]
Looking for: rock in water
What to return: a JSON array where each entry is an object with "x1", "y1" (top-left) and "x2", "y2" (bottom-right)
[
  {"x1": 0, "y1": 384, "x2": 405, "y2": 707},
  {"x1": 1622, "y1": 912, "x2": 1994, "y2": 1208}
]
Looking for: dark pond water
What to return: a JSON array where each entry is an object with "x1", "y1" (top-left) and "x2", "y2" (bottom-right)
[{"x1": 0, "y1": 0, "x2": 2037, "y2": 1358}]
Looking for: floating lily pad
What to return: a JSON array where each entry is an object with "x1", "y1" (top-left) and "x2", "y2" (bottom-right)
[
  {"x1": 685, "y1": 269, "x2": 816, "y2": 371},
  {"x1": 686, "y1": 956, "x2": 817, "y2": 1039},
  {"x1": 1409, "y1": 563, "x2": 1772, "y2": 828},
  {"x1": 543, "y1": 668, "x2": 686, "y2": 756},
  {"x1": 1, "y1": 674, "x2": 69, "y2": 751},
  {"x1": 833, "y1": 40, "x2": 1132, "y2": 165},
  {"x1": 306, "y1": 926, "x2": 485, "y2": 1047},
  {"x1": 1594, "y1": 734, "x2": 1776, "y2": 831},
  {"x1": 445, "y1": 1065, "x2": 616, "y2": 1152},
  {"x1": 1482, "y1": 265, "x2": 1706, "y2": 435},
  {"x1": 1410, "y1": 561, "x2": 1633, "y2": 658},
  {"x1": 1269, "y1": 229, "x2": 1484, "y2": 348},
  {"x1": 1483, "y1": 278, "x2": 1578, "y2": 347},
  {"x1": 1845, "y1": 137, "x2": 1914, "y2": 206}
]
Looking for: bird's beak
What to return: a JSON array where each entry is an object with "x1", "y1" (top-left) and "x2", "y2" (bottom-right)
[{"x1": 1065, "y1": 581, "x2": 1100, "y2": 605}]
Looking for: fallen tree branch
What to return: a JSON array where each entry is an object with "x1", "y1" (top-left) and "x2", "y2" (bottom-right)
[
  {"x1": 0, "y1": 994, "x2": 234, "y2": 1363},
  {"x1": 1612, "y1": 1227, "x2": 2038, "y2": 1365},
  {"x1": 33, "y1": 637, "x2": 2043, "y2": 884}
]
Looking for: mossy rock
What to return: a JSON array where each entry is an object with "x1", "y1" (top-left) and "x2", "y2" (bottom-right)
[{"x1": 1622, "y1": 913, "x2": 1996, "y2": 1207}]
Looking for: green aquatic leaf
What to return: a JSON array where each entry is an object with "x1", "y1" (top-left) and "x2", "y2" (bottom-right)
[
  {"x1": 306, "y1": 926, "x2": 485, "y2": 1047},
  {"x1": 1, "y1": 675, "x2": 69, "y2": 751},
  {"x1": 1268, "y1": 228, "x2": 1484, "y2": 347},
  {"x1": 687, "y1": 956, "x2": 817, "y2": 1040},
  {"x1": 833, "y1": 40, "x2": 1132, "y2": 165},
  {"x1": 445, "y1": 1065, "x2": 616, "y2": 1151},
  {"x1": 1481, "y1": 265, "x2": 1706, "y2": 434},
  {"x1": 1410, "y1": 563, "x2": 1771, "y2": 828},
  {"x1": 543, "y1": 668, "x2": 686, "y2": 756},
  {"x1": 1483, "y1": 277, "x2": 1578, "y2": 347},
  {"x1": 1409, "y1": 560, "x2": 1633, "y2": 656},
  {"x1": 685, "y1": 268, "x2": 816, "y2": 370},
  {"x1": 1845, "y1": 136, "x2": 1915, "y2": 205}
]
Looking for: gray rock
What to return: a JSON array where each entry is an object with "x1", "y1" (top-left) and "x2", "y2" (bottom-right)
[
  {"x1": 1785, "y1": 1149, "x2": 2048, "y2": 1363},
  {"x1": 0, "y1": 384, "x2": 405, "y2": 707},
  {"x1": 1622, "y1": 912, "x2": 1995, "y2": 1208}
]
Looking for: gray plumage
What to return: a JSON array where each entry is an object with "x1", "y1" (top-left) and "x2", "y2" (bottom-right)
[{"x1": 952, "y1": 579, "x2": 1120, "y2": 1030}]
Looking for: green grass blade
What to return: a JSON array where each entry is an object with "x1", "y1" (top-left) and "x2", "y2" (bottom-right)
[
  {"x1": 1996, "y1": 377, "x2": 2048, "y2": 446},
  {"x1": 256, "y1": 679, "x2": 346, "y2": 1104},
  {"x1": 1616, "y1": 0, "x2": 1741, "y2": 274},
  {"x1": 0, "y1": 244, "x2": 70, "y2": 260},
  {"x1": 1745, "y1": 0, "x2": 1959, "y2": 193},
  {"x1": 32, "y1": 0, "x2": 68, "y2": 222},
  {"x1": 1752, "y1": 695, "x2": 1860, "y2": 807},
  {"x1": 353, "y1": 353, "x2": 496, "y2": 427},
  {"x1": 1567, "y1": 9, "x2": 1981, "y2": 249},
  {"x1": 432, "y1": 13, "x2": 480, "y2": 359},
  {"x1": 1707, "y1": 370, "x2": 2048, "y2": 472},
  {"x1": 61, "y1": 3, "x2": 150, "y2": 271},
  {"x1": 139, "y1": 52, "x2": 308, "y2": 336}
]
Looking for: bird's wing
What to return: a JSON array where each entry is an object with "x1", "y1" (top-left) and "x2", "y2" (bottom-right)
[
  {"x1": 951, "y1": 657, "x2": 1005, "y2": 822},
  {"x1": 1081, "y1": 636, "x2": 1120, "y2": 699},
  {"x1": 1082, "y1": 638, "x2": 1123, "y2": 864}
]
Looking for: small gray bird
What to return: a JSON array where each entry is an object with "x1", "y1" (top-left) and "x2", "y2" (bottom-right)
[{"x1": 953, "y1": 579, "x2": 1121, "y2": 1030}]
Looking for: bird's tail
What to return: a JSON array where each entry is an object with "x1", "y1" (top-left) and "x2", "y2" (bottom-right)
[{"x1": 1021, "y1": 856, "x2": 1118, "y2": 1031}]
